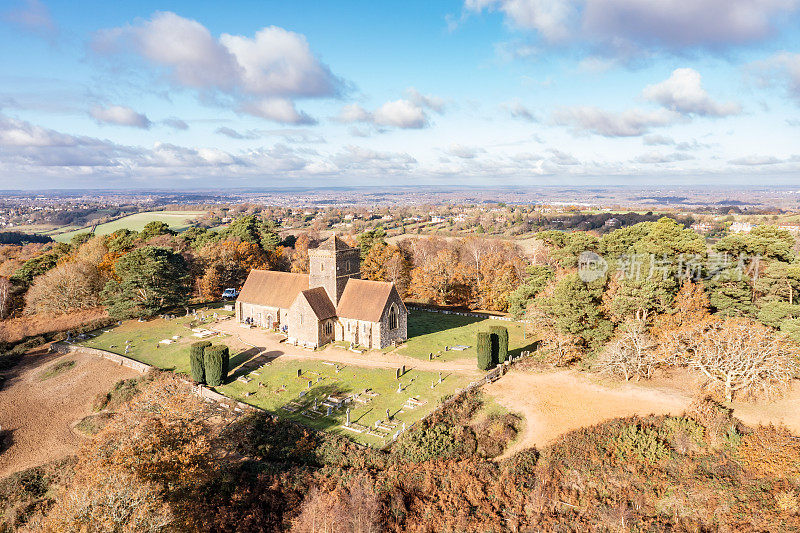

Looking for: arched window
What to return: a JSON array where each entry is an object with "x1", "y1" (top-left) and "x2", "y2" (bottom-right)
[{"x1": 388, "y1": 304, "x2": 399, "y2": 330}]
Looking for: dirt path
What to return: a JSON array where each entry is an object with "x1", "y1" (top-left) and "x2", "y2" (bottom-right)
[
  {"x1": 0, "y1": 350, "x2": 139, "y2": 478},
  {"x1": 485, "y1": 368, "x2": 800, "y2": 460},
  {"x1": 212, "y1": 319, "x2": 482, "y2": 376},
  {"x1": 485, "y1": 369, "x2": 694, "y2": 459}
]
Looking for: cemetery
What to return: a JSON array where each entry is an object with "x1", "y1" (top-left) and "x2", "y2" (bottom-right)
[
  {"x1": 75, "y1": 307, "x2": 483, "y2": 447},
  {"x1": 397, "y1": 310, "x2": 532, "y2": 362}
]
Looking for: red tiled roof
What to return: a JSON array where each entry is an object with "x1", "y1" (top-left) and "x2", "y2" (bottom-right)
[
  {"x1": 237, "y1": 270, "x2": 309, "y2": 309},
  {"x1": 300, "y1": 287, "x2": 337, "y2": 320},
  {"x1": 336, "y1": 279, "x2": 404, "y2": 322}
]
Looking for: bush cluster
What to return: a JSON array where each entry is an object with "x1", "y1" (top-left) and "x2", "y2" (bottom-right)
[
  {"x1": 189, "y1": 341, "x2": 212, "y2": 383},
  {"x1": 204, "y1": 345, "x2": 230, "y2": 387}
]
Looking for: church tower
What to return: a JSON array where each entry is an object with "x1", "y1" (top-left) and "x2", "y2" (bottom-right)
[{"x1": 308, "y1": 235, "x2": 361, "y2": 306}]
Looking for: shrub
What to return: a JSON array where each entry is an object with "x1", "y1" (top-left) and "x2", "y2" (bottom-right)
[
  {"x1": 609, "y1": 422, "x2": 672, "y2": 465},
  {"x1": 190, "y1": 341, "x2": 211, "y2": 383},
  {"x1": 203, "y1": 345, "x2": 229, "y2": 386},
  {"x1": 476, "y1": 332, "x2": 493, "y2": 370},
  {"x1": 490, "y1": 325, "x2": 509, "y2": 364},
  {"x1": 738, "y1": 425, "x2": 800, "y2": 481}
]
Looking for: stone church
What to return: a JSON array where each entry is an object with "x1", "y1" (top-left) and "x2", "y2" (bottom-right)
[{"x1": 235, "y1": 235, "x2": 408, "y2": 349}]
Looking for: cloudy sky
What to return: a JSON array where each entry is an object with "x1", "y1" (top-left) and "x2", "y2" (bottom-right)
[{"x1": 1, "y1": 0, "x2": 799, "y2": 189}]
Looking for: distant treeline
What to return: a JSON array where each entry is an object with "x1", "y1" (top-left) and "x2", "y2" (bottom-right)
[
  {"x1": 0, "y1": 231, "x2": 53, "y2": 245},
  {"x1": 46, "y1": 206, "x2": 138, "y2": 226},
  {"x1": 538, "y1": 212, "x2": 694, "y2": 233}
]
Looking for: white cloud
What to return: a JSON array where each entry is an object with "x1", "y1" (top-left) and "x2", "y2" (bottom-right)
[
  {"x1": 162, "y1": 117, "x2": 189, "y2": 130},
  {"x1": 337, "y1": 104, "x2": 372, "y2": 124},
  {"x1": 92, "y1": 12, "x2": 343, "y2": 124},
  {"x1": 465, "y1": 0, "x2": 799, "y2": 56},
  {"x1": 729, "y1": 154, "x2": 785, "y2": 165},
  {"x1": 373, "y1": 99, "x2": 428, "y2": 129},
  {"x1": 0, "y1": 114, "x2": 80, "y2": 147},
  {"x1": 3, "y1": 0, "x2": 57, "y2": 37},
  {"x1": 238, "y1": 98, "x2": 316, "y2": 125},
  {"x1": 548, "y1": 148, "x2": 580, "y2": 165},
  {"x1": 219, "y1": 26, "x2": 341, "y2": 98},
  {"x1": 404, "y1": 87, "x2": 446, "y2": 113},
  {"x1": 552, "y1": 106, "x2": 679, "y2": 136},
  {"x1": 642, "y1": 68, "x2": 741, "y2": 116},
  {"x1": 446, "y1": 144, "x2": 486, "y2": 159},
  {"x1": 634, "y1": 151, "x2": 694, "y2": 164},
  {"x1": 215, "y1": 127, "x2": 257, "y2": 140},
  {"x1": 335, "y1": 89, "x2": 443, "y2": 131},
  {"x1": 502, "y1": 99, "x2": 537, "y2": 121},
  {"x1": 332, "y1": 145, "x2": 417, "y2": 173},
  {"x1": 465, "y1": 0, "x2": 578, "y2": 42},
  {"x1": 749, "y1": 52, "x2": 800, "y2": 103},
  {"x1": 90, "y1": 105, "x2": 152, "y2": 129}
]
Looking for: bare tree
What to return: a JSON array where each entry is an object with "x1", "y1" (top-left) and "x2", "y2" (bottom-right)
[
  {"x1": 680, "y1": 318, "x2": 799, "y2": 401},
  {"x1": 596, "y1": 319, "x2": 661, "y2": 381}
]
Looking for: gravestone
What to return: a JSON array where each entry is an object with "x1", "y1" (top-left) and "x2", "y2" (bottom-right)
[{"x1": 346, "y1": 408, "x2": 350, "y2": 426}]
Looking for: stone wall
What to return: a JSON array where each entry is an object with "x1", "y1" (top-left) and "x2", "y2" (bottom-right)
[{"x1": 53, "y1": 343, "x2": 152, "y2": 373}]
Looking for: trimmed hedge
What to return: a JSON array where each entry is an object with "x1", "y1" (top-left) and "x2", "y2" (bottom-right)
[
  {"x1": 204, "y1": 345, "x2": 229, "y2": 387},
  {"x1": 190, "y1": 341, "x2": 212, "y2": 384},
  {"x1": 490, "y1": 325, "x2": 509, "y2": 364},
  {"x1": 476, "y1": 332, "x2": 493, "y2": 371}
]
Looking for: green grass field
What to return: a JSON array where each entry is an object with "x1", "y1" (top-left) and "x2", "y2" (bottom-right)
[
  {"x1": 52, "y1": 211, "x2": 205, "y2": 242},
  {"x1": 78, "y1": 308, "x2": 474, "y2": 446},
  {"x1": 398, "y1": 310, "x2": 533, "y2": 362},
  {"x1": 222, "y1": 359, "x2": 470, "y2": 447}
]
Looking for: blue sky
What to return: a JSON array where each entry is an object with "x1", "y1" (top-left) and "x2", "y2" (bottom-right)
[{"x1": 0, "y1": 0, "x2": 799, "y2": 189}]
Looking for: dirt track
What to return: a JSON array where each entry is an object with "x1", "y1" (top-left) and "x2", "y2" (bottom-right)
[
  {"x1": 0, "y1": 350, "x2": 139, "y2": 478},
  {"x1": 485, "y1": 368, "x2": 800, "y2": 459}
]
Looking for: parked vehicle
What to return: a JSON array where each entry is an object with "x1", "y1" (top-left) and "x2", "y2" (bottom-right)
[{"x1": 221, "y1": 288, "x2": 239, "y2": 300}]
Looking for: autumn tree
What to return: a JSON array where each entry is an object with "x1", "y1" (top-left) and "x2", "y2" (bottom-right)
[
  {"x1": 291, "y1": 474, "x2": 381, "y2": 533},
  {"x1": 290, "y1": 233, "x2": 311, "y2": 273},
  {"x1": 39, "y1": 375, "x2": 219, "y2": 532},
  {"x1": 197, "y1": 240, "x2": 268, "y2": 300},
  {"x1": 24, "y1": 261, "x2": 104, "y2": 315}
]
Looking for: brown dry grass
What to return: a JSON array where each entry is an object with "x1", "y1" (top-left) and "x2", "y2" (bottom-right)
[
  {"x1": 0, "y1": 308, "x2": 107, "y2": 343},
  {"x1": 0, "y1": 349, "x2": 139, "y2": 477}
]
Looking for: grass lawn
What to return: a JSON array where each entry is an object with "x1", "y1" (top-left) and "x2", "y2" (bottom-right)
[
  {"x1": 397, "y1": 310, "x2": 534, "y2": 362},
  {"x1": 222, "y1": 359, "x2": 471, "y2": 447},
  {"x1": 78, "y1": 307, "x2": 473, "y2": 447},
  {"x1": 52, "y1": 211, "x2": 205, "y2": 242},
  {"x1": 79, "y1": 306, "x2": 236, "y2": 373}
]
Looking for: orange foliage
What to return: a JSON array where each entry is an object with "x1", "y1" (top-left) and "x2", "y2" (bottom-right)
[
  {"x1": 0, "y1": 307, "x2": 108, "y2": 343},
  {"x1": 739, "y1": 425, "x2": 800, "y2": 481}
]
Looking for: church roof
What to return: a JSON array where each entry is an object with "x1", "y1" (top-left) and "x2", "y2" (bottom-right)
[
  {"x1": 336, "y1": 279, "x2": 404, "y2": 322},
  {"x1": 237, "y1": 270, "x2": 309, "y2": 309},
  {"x1": 299, "y1": 287, "x2": 337, "y2": 320},
  {"x1": 315, "y1": 234, "x2": 353, "y2": 252}
]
